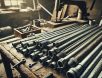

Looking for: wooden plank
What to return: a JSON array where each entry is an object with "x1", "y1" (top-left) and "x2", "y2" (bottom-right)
[
  {"x1": 1, "y1": 42, "x2": 64, "y2": 78},
  {"x1": 57, "y1": 8, "x2": 63, "y2": 20},
  {"x1": 0, "y1": 44, "x2": 37, "y2": 78},
  {"x1": 1, "y1": 53, "x2": 13, "y2": 78},
  {"x1": 2, "y1": 43, "x2": 44, "y2": 76},
  {"x1": 44, "y1": 20, "x2": 77, "y2": 28},
  {"x1": 61, "y1": 4, "x2": 68, "y2": 19},
  {"x1": 35, "y1": 67, "x2": 64, "y2": 78},
  {"x1": 51, "y1": 0, "x2": 58, "y2": 21}
]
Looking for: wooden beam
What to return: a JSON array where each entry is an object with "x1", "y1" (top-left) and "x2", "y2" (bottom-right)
[
  {"x1": 1, "y1": 53, "x2": 13, "y2": 78},
  {"x1": 0, "y1": 44, "x2": 37, "y2": 78}
]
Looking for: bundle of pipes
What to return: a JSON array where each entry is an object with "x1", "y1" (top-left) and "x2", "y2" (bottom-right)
[
  {"x1": 12, "y1": 23, "x2": 102, "y2": 78},
  {"x1": 12, "y1": 23, "x2": 79, "y2": 47}
]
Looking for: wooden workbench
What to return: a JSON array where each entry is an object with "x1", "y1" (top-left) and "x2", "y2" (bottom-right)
[
  {"x1": 0, "y1": 25, "x2": 70, "y2": 78},
  {"x1": 0, "y1": 23, "x2": 81, "y2": 78}
]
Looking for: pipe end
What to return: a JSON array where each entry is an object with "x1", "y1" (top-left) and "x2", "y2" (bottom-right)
[
  {"x1": 57, "y1": 58, "x2": 65, "y2": 68},
  {"x1": 66, "y1": 68, "x2": 76, "y2": 78}
]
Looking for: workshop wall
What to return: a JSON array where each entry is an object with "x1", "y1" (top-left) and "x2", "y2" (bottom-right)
[
  {"x1": 0, "y1": 0, "x2": 102, "y2": 26},
  {"x1": 25, "y1": 0, "x2": 54, "y2": 20},
  {"x1": 38, "y1": 0, "x2": 54, "y2": 20},
  {"x1": 17, "y1": 0, "x2": 55, "y2": 21},
  {"x1": 86, "y1": 0, "x2": 102, "y2": 20},
  {"x1": 25, "y1": 0, "x2": 34, "y2": 8},
  {"x1": 27, "y1": 0, "x2": 102, "y2": 21},
  {"x1": 0, "y1": 0, "x2": 54, "y2": 26},
  {"x1": 0, "y1": 11, "x2": 38, "y2": 27}
]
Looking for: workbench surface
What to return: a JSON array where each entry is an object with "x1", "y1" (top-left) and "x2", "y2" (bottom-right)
[{"x1": 0, "y1": 36, "x2": 65, "y2": 78}]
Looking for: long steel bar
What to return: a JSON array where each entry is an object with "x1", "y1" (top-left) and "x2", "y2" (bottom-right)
[
  {"x1": 66, "y1": 42, "x2": 102, "y2": 78},
  {"x1": 52, "y1": 26, "x2": 102, "y2": 60},
  {"x1": 48, "y1": 26, "x2": 101, "y2": 57},
  {"x1": 57, "y1": 31, "x2": 102, "y2": 68},
  {"x1": 80, "y1": 50, "x2": 102, "y2": 78},
  {"x1": 87, "y1": 59, "x2": 102, "y2": 78}
]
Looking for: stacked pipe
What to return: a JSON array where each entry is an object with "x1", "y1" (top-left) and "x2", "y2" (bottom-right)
[{"x1": 12, "y1": 23, "x2": 102, "y2": 78}]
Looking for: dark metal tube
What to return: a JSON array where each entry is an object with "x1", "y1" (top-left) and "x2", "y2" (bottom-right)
[
  {"x1": 29, "y1": 24, "x2": 90, "y2": 58},
  {"x1": 53, "y1": 25, "x2": 93, "y2": 47},
  {"x1": 67, "y1": 34, "x2": 102, "y2": 68},
  {"x1": 12, "y1": 23, "x2": 79, "y2": 47},
  {"x1": 49, "y1": 26, "x2": 101, "y2": 57},
  {"x1": 31, "y1": 25, "x2": 100, "y2": 61},
  {"x1": 37, "y1": 24, "x2": 88, "y2": 48},
  {"x1": 43, "y1": 25, "x2": 84, "y2": 48},
  {"x1": 20, "y1": 46, "x2": 36, "y2": 56},
  {"x1": 39, "y1": 56, "x2": 49, "y2": 63},
  {"x1": 57, "y1": 31, "x2": 102, "y2": 68},
  {"x1": 52, "y1": 26, "x2": 101, "y2": 59},
  {"x1": 14, "y1": 23, "x2": 84, "y2": 50},
  {"x1": 87, "y1": 59, "x2": 102, "y2": 78},
  {"x1": 80, "y1": 50, "x2": 102, "y2": 78},
  {"x1": 66, "y1": 42, "x2": 102, "y2": 78},
  {"x1": 43, "y1": 59, "x2": 52, "y2": 66},
  {"x1": 97, "y1": 71, "x2": 102, "y2": 78},
  {"x1": 44, "y1": 24, "x2": 89, "y2": 50},
  {"x1": 49, "y1": 62, "x2": 57, "y2": 69},
  {"x1": 30, "y1": 51, "x2": 40, "y2": 61}
]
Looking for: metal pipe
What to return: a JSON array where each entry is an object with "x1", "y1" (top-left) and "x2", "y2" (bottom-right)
[
  {"x1": 42, "y1": 24, "x2": 89, "y2": 50},
  {"x1": 31, "y1": 25, "x2": 101, "y2": 62},
  {"x1": 52, "y1": 26, "x2": 102, "y2": 60},
  {"x1": 14, "y1": 23, "x2": 83, "y2": 52},
  {"x1": 87, "y1": 59, "x2": 102, "y2": 78},
  {"x1": 39, "y1": 25, "x2": 86, "y2": 49},
  {"x1": 36, "y1": 24, "x2": 88, "y2": 46},
  {"x1": 97, "y1": 71, "x2": 102, "y2": 78},
  {"x1": 41, "y1": 28, "x2": 101, "y2": 68},
  {"x1": 67, "y1": 33, "x2": 102, "y2": 68},
  {"x1": 12, "y1": 23, "x2": 78, "y2": 47},
  {"x1": 43, "y1": 59, "x2": 52, "y2": 66},
  {"x1": 22, "y1": 46, "x2": 37, "y2": 57},
  {"x1": 29, "y1": 25, "x2": 90, "y2": 59},
  {"x1": 49, "y1": 26, "x2": 101, "y2": 57},
  {"x1": 80, "y1": 50, "x2": 102, "y2": 78},
  {"x1": 15, "y1": 24, "x2": 82, "y2": 52},
  {"x1": 66, "y1": 42, "x2": 102, "y2": 78},
  {"x1": 53, "y1": 25, "x2": 93, "y2": 47},
  {"x1": 57, "y1": 31, "x2": 102, "y2": 68},
  {"x1": 39, "y1": 56, "x2": 49, "y2": 64},
  {"x1": 30, "y1": 51, "x2": 41, "y2": 61},
  {"x1": 50, "y1": 62, "x2": 57, "y2": 69}
]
